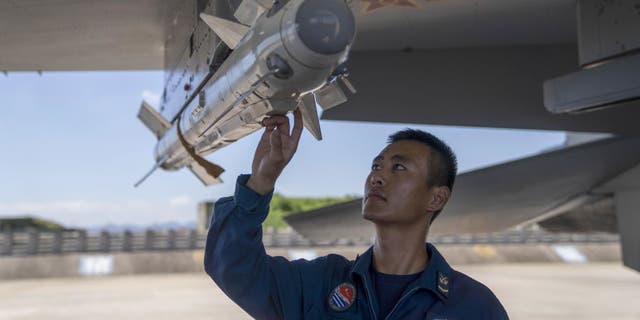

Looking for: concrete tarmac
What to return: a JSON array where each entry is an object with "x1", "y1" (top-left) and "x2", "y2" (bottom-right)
[{"x1": 0, "y1": 263, "x2": 638, "y2": 319}]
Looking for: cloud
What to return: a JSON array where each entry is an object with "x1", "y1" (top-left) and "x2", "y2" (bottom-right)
[
  {"x1": 169, "y1": 195, "x2": 192, "y2": 207},
  {"x1": 141, "y1": 90, "x2": 161, "y2": 107},
  {"x1": 0, "y1": 199, "x2": 197, "y2": 229}
]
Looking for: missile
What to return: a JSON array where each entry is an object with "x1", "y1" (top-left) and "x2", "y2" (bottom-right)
[{"x1": 136, "y1": 0, "x2": 356, "y2": 187}]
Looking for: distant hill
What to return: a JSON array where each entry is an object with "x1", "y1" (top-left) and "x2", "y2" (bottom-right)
[
  {"x1": 264, "y1": 193, "x2": 359, "y2": 229},
  {"x1": 85, "y1": 194, "x2": 358, "y2": 232},
  {"x1": 0, "y1": 216, "x2": 68, "y2": 232}
]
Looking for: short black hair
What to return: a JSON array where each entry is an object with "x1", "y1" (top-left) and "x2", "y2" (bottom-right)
[{"x1": 387, "y1": 129, "x2": 458, "y2": 219}]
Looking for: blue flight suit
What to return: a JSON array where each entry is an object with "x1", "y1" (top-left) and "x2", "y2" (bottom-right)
[{"x1": 205, "y1": 175, "x2": 509, "y2": 319}]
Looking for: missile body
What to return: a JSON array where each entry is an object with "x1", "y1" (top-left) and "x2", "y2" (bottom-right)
[{"x1": 137, "y1": 0, "x2": 356, "y2": 186}]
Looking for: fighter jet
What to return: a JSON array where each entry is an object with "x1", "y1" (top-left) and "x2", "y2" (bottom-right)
[{"x1": 1, "y1": 0, "x2": 639, "y2": 272}]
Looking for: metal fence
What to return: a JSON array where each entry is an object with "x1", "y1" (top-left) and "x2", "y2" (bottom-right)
[
  {"x1": 430, "y1": 231, "x2": 620, "y2": 245},
  {"x1": 0, "y1": 230, "x2": 201, "y2": 256},
  {"x1": 0, "y1": 228, "x2": 620, "y2": 257},
  {"x1": 0, "y1": 228, "x2": 343, "y2": 256}
]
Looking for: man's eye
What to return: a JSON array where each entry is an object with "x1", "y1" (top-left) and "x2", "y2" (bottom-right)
[
  {"x1": 371, "y1": 163, "x2": 381, "y2": 170},
  {"x1": 393, "y1": 164, "x2": 406, "y2": 170}
]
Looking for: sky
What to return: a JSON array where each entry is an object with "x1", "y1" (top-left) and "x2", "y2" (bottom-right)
[{"x1": 0, "y1": 71, "x2": 566, "y2": 229}]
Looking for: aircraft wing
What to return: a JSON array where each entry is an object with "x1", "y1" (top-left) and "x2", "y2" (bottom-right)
[
  {"x1": 319, "y1": 1, "x2": 640, "y2": 134},
  {"x1": 0, "y1": 0, "x2": 575, "y2": 71},
  {"x1": 322, "y1": 47, "x2": 640, "y2": 135},
  {"x1": 4, "y1": 0, "x2": 640, "y2": 270},
  {"x1": 285, "y1": 136, "x2": 640, "y2": 240},
  {"x1": 4, "y1": 0, "x2": 636, "y2": 134},
  {"x1": 0, "y1": 0, "x2": 179, "y2": 71},
  {"x1": 0, "y1": 0, "x2": 585, "y2": 132}
]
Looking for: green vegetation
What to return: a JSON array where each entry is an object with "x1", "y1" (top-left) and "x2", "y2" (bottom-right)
[
  {"x1": 0, "y1": 217, "x2": 66, "y2": 232},
  {"x1": 263, "y1": 193, "x2": 359, "y2": 229}
]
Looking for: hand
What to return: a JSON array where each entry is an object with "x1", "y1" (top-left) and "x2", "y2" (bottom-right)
[{"x1": 246, "y1": 109, "x2": 303, "y2": 194}]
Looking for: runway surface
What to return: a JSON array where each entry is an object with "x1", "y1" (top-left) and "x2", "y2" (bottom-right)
[{"x1": 0, "y1": 263, "x2": 638, "y2": 319}]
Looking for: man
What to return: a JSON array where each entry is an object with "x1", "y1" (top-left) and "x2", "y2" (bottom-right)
[{"x1": 204, "y1": 110, "x2": 509, "y2": 319}]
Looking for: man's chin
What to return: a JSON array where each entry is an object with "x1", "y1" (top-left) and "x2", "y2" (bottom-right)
[{"x1": 362, "y1": 206, "x2": 385, "y2": 222}]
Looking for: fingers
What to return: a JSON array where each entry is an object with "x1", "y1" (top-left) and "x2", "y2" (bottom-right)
[
  {"x1": 261, "y1": 111, "x2": 302, "y2": 157},
  {"x1": 262, "y1": 114, "x2": 291, "y2": 144},
  {"x1": 291, "y1": 108, "x2": 303, "y2": 143},
  {"x1": 253, "y1": 110, "x2": 303, "y2": 181},
  {"x1": 277, "y1": 117, "x2": 291, "y2": 140},
  {"x1": 269, "y1": 126, "x2": 284, "y2": 162},
  {"x1": 257, "y1": 124, "x2": 275, "y2": 152},
  {"x1": 259, "y1": 124, "x2": 274, "y2": 142},
  {"x1": 252, "y1": 125, "x2": 274, "y2": 171},
  {"x1": 261, "y1": 115, "x2": 289, "y2": 128},
  {"x1": 261, "y1": 111, "x2": 302, "y2": 133}
]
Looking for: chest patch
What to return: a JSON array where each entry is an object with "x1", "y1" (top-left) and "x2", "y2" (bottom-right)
[
  {"x1": 328, "y1": 282, "x2": 356, "y2": 311},
  {"x1": 437, "y1": 272, "x2": 449, "y2": 298}
]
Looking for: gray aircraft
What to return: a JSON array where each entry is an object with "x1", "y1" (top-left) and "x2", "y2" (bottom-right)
[{"x1": 1, "y1": 0, "x2": 639, "y2": 272}]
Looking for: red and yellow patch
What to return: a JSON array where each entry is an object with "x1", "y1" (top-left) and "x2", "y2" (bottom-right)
[{"x1": 328, "y1": 283, "x2": 356, "y2": 311}]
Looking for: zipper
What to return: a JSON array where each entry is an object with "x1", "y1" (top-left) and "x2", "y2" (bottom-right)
[
  {"x1": 361, "y1": 277, "x2": 378, "y2": 320},
  {"x1": 384, "y1": 287, "x2": 420, "y2": 320}
]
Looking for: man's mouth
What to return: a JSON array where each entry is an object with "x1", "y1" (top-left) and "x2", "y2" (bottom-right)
[{"x1": 366, "y1": 191, "x2": 387, "y2": 201}]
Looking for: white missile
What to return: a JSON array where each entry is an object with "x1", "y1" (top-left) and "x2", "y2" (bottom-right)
[{"x1": 136, "y1": 0, "x2": 356, "y2": 187}]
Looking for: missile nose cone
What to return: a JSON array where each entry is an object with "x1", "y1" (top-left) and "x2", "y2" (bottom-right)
[{"x1": 296, "y1": 0, "x2": 356, "y2": 55}]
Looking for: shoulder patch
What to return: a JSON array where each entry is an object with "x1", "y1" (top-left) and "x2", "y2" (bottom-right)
[{"x1": 328, "y1": 282, "x2": 356, "y2": 311}]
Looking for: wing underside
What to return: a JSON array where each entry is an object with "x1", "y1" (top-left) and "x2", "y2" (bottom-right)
[
  {"x1": 285, "y1": 136, "x2": 640, "y2": 240},
  {"x1": 0, "y1": 0, "x2": 576, "y2": 71}
]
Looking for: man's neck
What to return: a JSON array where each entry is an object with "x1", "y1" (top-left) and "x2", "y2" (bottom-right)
[{"x1": 372, "y1": 223, "x2": 429, "y2": 275}]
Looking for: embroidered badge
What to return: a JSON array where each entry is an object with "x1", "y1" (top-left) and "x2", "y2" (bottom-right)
[
  {"x1": 437, "y1": 271, "x2": 449, "y2": 298},
  {"x1": 328, "y1": 282, "x2": 356, "y2": 311}
]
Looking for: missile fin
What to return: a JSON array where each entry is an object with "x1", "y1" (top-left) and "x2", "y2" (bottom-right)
[
  {"x1": 234, "y1": 0, "x2": 269, "y2": 26},
  {"x1": 177, "y1": 117, "x2": 225, "y2": 186},
  {"x1": 200, "y1": 13, "x2": 250, "y2": 50},
  {"x1": 188, "y1": 161, "x2": 224, "y2": 186},
  {"x1": 137, "y1": 100, "x2": 171, "y2": 139},
  {"x1": 315, "y1": 82, "x2": 348, "y2": 111},
  {"x1": 298, "y1": 94, "x2": 323, "y2": 141}
]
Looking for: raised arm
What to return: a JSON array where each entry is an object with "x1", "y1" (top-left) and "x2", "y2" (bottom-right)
[{"x1": 204, "y1": 110, "x2": 320, "y2": 319}]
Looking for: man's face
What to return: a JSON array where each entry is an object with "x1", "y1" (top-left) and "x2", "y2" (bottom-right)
[{"x1": 362, "y1": 140, "x2": 436, "y2": 225}]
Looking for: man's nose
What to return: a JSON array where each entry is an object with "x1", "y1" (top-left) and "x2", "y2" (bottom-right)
[{"x1": 369, "y1": 172, "x2": 384, "y2": 187}]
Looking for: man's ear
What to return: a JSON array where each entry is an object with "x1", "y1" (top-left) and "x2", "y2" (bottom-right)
[{"x1": 428, "y1": 186, "x2": 451, "y2": 212}]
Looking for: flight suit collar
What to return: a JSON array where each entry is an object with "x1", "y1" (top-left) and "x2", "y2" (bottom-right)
[{"x1": 349, "y1": 243, "x2": 453, "y2": 303}]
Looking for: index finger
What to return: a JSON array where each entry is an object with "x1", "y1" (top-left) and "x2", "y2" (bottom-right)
[
  {"x1": 262, "y1": 115, "x2": 289, "y2": 127},
  {"x1": 291, "y1": 108, "x2": 303, "y2": 143}
]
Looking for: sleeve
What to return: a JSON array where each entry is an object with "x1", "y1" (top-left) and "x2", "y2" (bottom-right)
[{"x1": 204, "y1": 174, "x2": 324, "y2": 320}]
